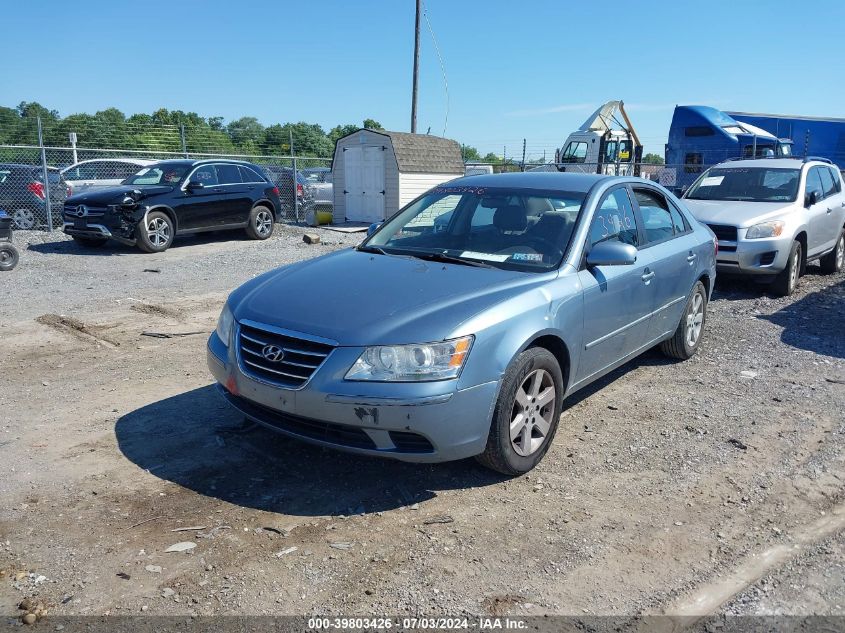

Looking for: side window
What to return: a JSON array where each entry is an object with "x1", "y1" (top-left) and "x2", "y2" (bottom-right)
[
  {"x1": 819, "y1": 166, "x2": 836, "y2": 198},
  {"x1": 238, "y1": 166, "x2": 264, "y2": 183},
  {"x1": 589, "y1": 188, "x2": 639, "y2": 248},
  {"x1": 828, "y1": 167, "x2": 842, "y2": 193},
  {"x1": 634, "y1": 189, "x2": 675, "y2": 244},
  {"x1": 216, "y1": 164, "x2": 242, "y2": 185},
  {"x1": 684, "y1": 153, "x2": 703, "y2": 174},
  {"x1": 668, "y1": 200, "x2": 689, "y2": 234},
  {"x1": 116, "y1": 162, "x2": 141, "y2": 179},
  {"x1": 805, "y1": 167, "x2": 824, "y2": 200},
  {"x1": 191, "y1": 165, "x2": 218, "y2": 185},
  {"x1": 561, "y1": 141, "x2": 588, "y2": 164}
]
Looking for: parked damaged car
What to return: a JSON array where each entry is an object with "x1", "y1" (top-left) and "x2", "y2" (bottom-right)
[
  {"x1": 208, "y1": 172, "x2": 717, "y2": 475},
  {"x1": 62, "y1": 159, "x2": 282, "y2": 252}
]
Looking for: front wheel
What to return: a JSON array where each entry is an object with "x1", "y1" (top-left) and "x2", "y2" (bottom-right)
[
  {"x1": 772, "y1": 240, "x2": 802, "y2": 297},
  {"x1": 476, "y1": 347, "x2": 564, "y2": 475},
  {"x1": 660, "y1": 280, "x2": 707, "y2": 360},
  {"x1": 136, "y1": 211, "x2": 174, "y2": 253},
  {"x1": 819, "y1": 230, "x2": 844, "y2": 274},
  {"x1": 245, "y1": 205, "x2": 274, "y2": 240}
]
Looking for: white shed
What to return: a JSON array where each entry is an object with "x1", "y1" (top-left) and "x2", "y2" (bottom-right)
[{"x1": 331, "y1": 129, "x2": 464, "y2": 223}]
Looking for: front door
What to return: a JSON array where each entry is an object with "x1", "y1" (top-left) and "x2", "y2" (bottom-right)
[
  {"x1": 176, "y1": 164, "x2": 226, "y2": 231},
  {"x1": 576, "y1": 186, "x2": 655, "y2": 382},
  {"x1": 344, "y1": 145, "x2": 385, "y2": 222}
]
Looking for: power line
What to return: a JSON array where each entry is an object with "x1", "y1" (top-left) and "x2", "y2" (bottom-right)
[{"x1": 422, "y1": 0, "x2": 449, "y2": 136}]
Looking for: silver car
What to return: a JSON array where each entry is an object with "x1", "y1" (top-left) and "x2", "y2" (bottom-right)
[
  {"x1": 301, "y1": 167, "x2": 333, "y2": 210},
  {"x1": 683, "y1": 158, "x2": 845, "y2": 295},
  {"x1": 61, "y1": 158, "x2": 155, "y2": 195},
  {"x1": 208, "y1": 173, "x2": 717, "y2": 474}
]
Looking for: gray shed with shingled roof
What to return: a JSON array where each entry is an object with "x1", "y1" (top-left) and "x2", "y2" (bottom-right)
[{"x1": 331, "y1": 129, "x2": 464, "y2": 223}]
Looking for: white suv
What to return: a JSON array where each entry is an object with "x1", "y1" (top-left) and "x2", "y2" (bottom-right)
[
  {"x1": 683, "y1": 158, "x2": 845, "y2": 295},
  {"x1": 61, "y1": 158, "x2": 154, "y2": 195}
]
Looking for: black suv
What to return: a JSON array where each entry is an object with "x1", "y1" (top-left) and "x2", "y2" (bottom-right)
[{"x1": 62, "y1": 159, "x2": 282, "y2": 252}]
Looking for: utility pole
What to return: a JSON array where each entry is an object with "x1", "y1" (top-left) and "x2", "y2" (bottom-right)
[
  {"x1": 411, "y1": 0, "x2": 421, "y2": 133},
  {"x1": 521, "y1": 138, "x2": 527, "y2": 172}
]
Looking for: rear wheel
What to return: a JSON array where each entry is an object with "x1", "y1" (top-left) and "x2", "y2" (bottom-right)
[
  {"x1": 819, "y1": 230, "x2": 844, "y2": 274},
  {"x1": 136, "y1": 211, "x2": 174, "y2": 253},
  {"x1": 245, "y1": 205, "x2": 274, "y2": 240},
  {"x1": 660, "y1": 281, "x2": 707, "y2": 360},
  {"x1": 12, "y1": 208, "x2": 36, "y2": 230},
  {"x1": 476, "y1": 347, "x2": 564, "y2": 475},
  {"x1": 0, "y1": 244, "x2": 19, "y2": 271},
  {"x1": 773, "y1": 240, "x2": 802, "y2": 296},
  {"x1": 72, "y1": 235, "x2": 108, "y2": 248}
]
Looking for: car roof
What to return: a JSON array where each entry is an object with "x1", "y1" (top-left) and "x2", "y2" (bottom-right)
[
  {"x1": 448, "y1": 171, "x2": 622, "y2": 192},
  {"x1": 66, "y1": 158, "x2": 155, "y2": 166},
  {"x1": 712, "y1": 158, "x2": 808, "y2": 169},
  {"x1": 146, "y1": 158, "x2": 257, "y2": 168}
]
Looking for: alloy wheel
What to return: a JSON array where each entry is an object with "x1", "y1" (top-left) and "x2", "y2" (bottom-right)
[
  {"x1": 256, "y1": 210, "x2": 273, "y2": 236},
  {"x1": 510, "y1": 369, "x2": 556, "y2": 457},
  {"x1": 685, "y1": 291, "x2": 704, "y2": 347},
  {"x1": 789, "y1": 244, "x2": 801, "y2": 292},
  {"x1": 13, "y1": 208, "x2": 35, "y2": 230},
  {"x1": 147, "y1": 217, "x2": 171, "y2": 248}
]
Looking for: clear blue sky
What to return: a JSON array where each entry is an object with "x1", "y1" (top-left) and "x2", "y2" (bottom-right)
[{"x1": 2, "y1": 0, "x2": 844, "y2": 159}]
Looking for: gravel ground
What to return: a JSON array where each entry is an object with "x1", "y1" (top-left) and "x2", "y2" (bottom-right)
[{"x1": 0, "y1": 225, "x2": 843, "y2": 624}]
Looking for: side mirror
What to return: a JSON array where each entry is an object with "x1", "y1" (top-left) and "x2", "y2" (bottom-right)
[
  {"x1": 805, "y1": 191, "x2": 819, "y2": 207},
  {"x1": 367, "y1": 222, "x2": 381, "y2": 236},
  {"x1": 186, "y1": 180, "x2": 204, "y2": 191},
  {"x1": 586, "y1": 241, "x2": 637, "y2": 267}
]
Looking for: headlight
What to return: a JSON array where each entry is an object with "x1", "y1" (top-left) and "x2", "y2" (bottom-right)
[
  {"x1": 746, "y1": 221, "x2": 785, "y2": 239},
  {"x1": 216, "y1": 303, "x2": 234, "y2": 346},
  {"x1": 345, "y1": 336, "x2": 473, "y2": 382}
]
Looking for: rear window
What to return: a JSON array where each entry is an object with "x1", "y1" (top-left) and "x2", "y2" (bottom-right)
[
  {"x1": 0, "y1": 170, "x2": 10, "y2": 184},
  {"x1": 216, "y1": 164, "x2": 242, "y2": 184},
  {"x1": 239, "y1": 166, "x2": 266, "y2": 183},
  {"x1": 30, "y1": 169, "x2": 61, "y2": 183}
]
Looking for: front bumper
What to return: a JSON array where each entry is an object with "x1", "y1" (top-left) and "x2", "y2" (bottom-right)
[
  {"x1": 207, "y1": 330, "x2": 499, "y2": 463},
  {"x1": 715, "y1": 231, "x2": 791, "y2": 277}
]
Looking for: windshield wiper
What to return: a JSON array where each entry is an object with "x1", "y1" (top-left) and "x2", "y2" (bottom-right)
[
  {"x1": 407, "y1": 251, "x2": 496, "y2": 268},
  {"x1": 357, "y1": 244, "x2": 388, "y2": 255}
]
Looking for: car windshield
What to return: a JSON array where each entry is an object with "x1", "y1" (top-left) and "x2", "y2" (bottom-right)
[
  {"x1": 685, "y1": 167, "x2": 800, "y2": 202},
  {"x1": 363, "y1": 186, "x2": 585, "y2": 271},
  {"x1": 124, "y1": 164, "x2": 189, "y2": 186}
]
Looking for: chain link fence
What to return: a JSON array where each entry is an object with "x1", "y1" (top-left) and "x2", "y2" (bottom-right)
[{"x1": 0, "y1": 116, "x2": 332, "y2": 230}]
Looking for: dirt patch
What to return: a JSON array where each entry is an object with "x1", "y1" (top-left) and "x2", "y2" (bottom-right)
[
  {"x1": 130, "y1": 303, "x2": 182, "y2": 319},
  {"x1": 34, "y1": 313, "x2": 121, "y2": 347},
  {"x1": 483, "y1": 594, "x2": 525, "y2": 616}
]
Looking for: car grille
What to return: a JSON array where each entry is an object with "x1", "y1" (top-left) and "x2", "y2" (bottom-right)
[
  {"x1": 706, "y1": 224, "x2": 738, "y2": 242},
  {"x1": 223, "y1": 390, "x2": 377, "y2": 450},
  {"x1": 64, "y1": 204, "x2": 108, "y2": 218},
  {"x1": 237, "y1": 321, "x2": 334, "y2": 389}
]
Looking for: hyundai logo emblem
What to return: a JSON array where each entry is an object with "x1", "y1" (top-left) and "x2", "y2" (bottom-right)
[
  {"x1": 261, "y1": 344, "x2": 285, "y2": 362},
  {"x1": 76, "y1": 205, "x2": 87, "y2": 217}
]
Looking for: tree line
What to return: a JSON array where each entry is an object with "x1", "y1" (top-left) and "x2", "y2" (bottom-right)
[{"x1": 0, "y1": 102, "x2": 504, "y2": 163}]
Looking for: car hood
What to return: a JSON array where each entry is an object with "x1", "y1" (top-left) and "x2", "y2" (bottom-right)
[
  {"x1": 65, "y1": 184, "x2": 173, "y2": 205},
  {"x1": 230, "y1": 249, "x2": 554, "y2": 346},
  {"x1": 683, "y1": 199, "x2": 795, "y2": 228}
]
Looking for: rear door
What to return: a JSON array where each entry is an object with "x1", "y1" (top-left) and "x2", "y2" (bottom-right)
[
  {"x1": 804, "y1": 166, "x2": 829, "y2": 255},
  {"x1": 175, "y1": 164, "x2": 225, "y2": 231},
  {"x1": 632, "y1": 186, "x2": 699, "y2": 342},
  {"x1": 575, "y1": 186, "x2": 655, "y2": 382},
  {"x1": 216, "y1": 163, "x2": 251, "y2": 225},
  {"x1": 819, "y1": 166, "x2": 845, "y2": 248}
]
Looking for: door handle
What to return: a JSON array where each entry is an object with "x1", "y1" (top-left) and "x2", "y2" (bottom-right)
[
  {"x1": 213, "y1": 187, "x2": 224, "y2": 193},
  {"x1": 641, "y1": 270, "x2": 655, "y2": 283},
  {"x1": 687, "y1": 253, "x2": 697, "y2": 263}
]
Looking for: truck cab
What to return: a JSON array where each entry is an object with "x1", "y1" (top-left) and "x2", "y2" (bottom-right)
[{"x1": 555, "y1": 101, "x2": 642, "y2": 176}]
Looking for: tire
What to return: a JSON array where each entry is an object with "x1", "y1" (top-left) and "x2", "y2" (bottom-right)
[
  {"x1": 12, "y1": 208, "x2": 36, "y2": 230},
  {"x1": 819, "y1": 230, "x2": 844, "y2": 274},
  {"x1": 772, "y1": 240, "x2": 802, "y2": 297},
  {"x1": 72, "y1": 235, "x2": 108, "y2": 248},
  {"x1": 660, "y1": 280, "x2": 707, "y2": 360},
  {"x1": 0, "y1": 244, "x2": 19, "y2": 271},
  {"x1": 476, "y1": 347, "x2": 564, "y2": 475},
  {"x1": 135, "y1": 210, "x2": 174, "y2": 253},
  {"x1": 245, "y1": 205, "x2": 274, "y2": 240}
]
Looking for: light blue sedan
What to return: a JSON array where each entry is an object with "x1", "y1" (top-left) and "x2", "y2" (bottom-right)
[{"x1": 208, "y1": 173, "x2": 717, "y2": 474}]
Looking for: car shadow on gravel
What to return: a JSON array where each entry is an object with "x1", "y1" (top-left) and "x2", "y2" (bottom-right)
[
  {"x1": 757, "y1": 276, "x2": 845, "y2": 359},
  {"x1": 115, "y1": 384, "x2": 510, "y2": 517},
  {"x1": 27, "y1": 231, "x2": 252, "y2": 256}
]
